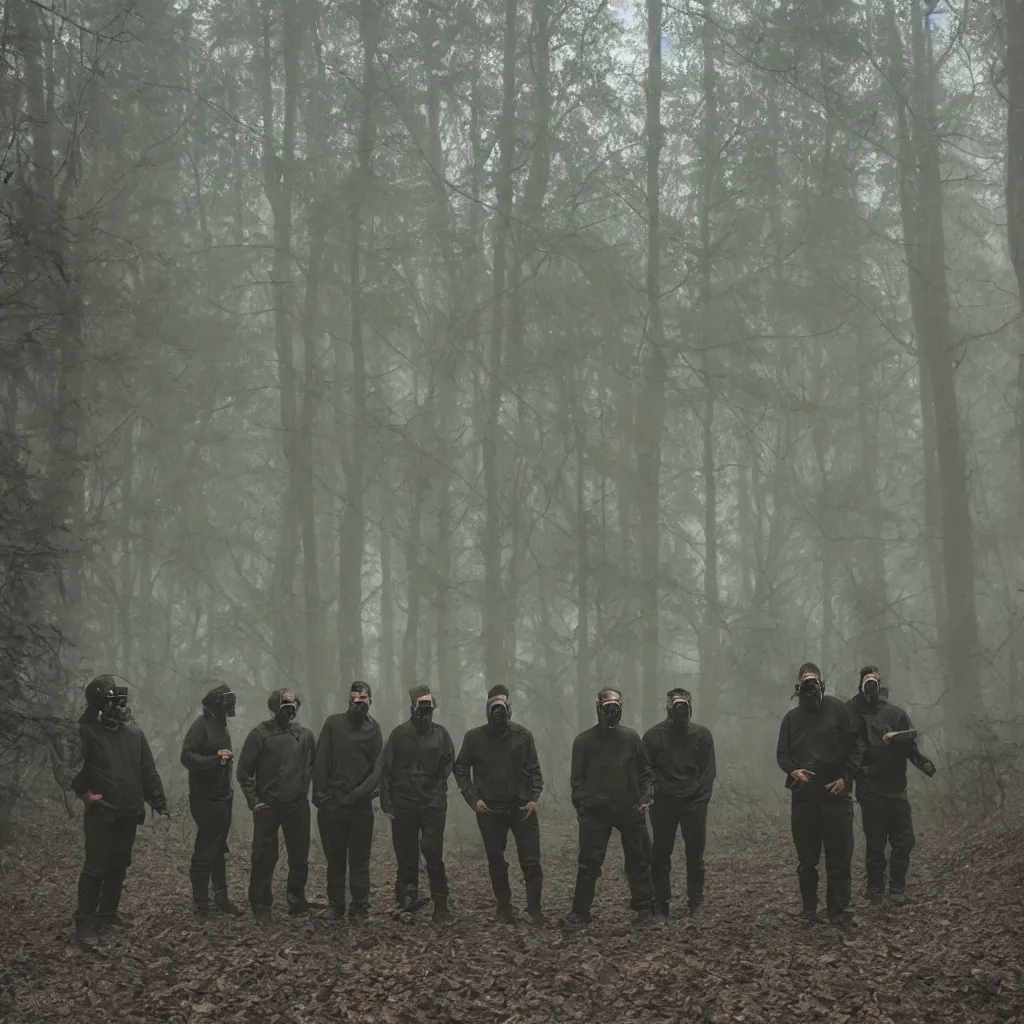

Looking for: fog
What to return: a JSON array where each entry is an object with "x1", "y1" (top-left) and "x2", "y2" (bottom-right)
[{"x1": 2, "y1": 0, "x2": 1023, "y2": 834}]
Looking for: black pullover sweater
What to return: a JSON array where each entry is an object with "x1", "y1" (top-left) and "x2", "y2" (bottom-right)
[
  {"x1": 312, "y1": 711, "x2": 383, "y2": 809},
  {"x1": 642, "y1": 719, "x2": 716, "y2": 803},
  {"x1": 776, "y1": 695, "x2": 864, "y2": 795},
  {"x1": 847, "y1": 693, "x2": 932, "y2": 798},
  {"x1": 454, "y1": 721, "x2": 544, "y2": 811},
  {"x1": 236, "y1": 719, "x2": 316, "y2": 810},
  {"x1": 181, "y1": 710, "x2": 234, "y2": 801},
  {"x1": 570, "y1": 724, "x2": 654, "y2": 814}
]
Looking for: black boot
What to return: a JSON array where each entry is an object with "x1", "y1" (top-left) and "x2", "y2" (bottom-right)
[
  {"x1": 96, "y1": 876, "x2": 130, "y2": 928},
  {"x1": 212, "y1": 889, "x2": 244, "y2": 916},
  {"x1": 349, "y1": 901, "x2": 369, "y2": 923},
  {"x1": 74, "y1": 914, "x2": 99, "y2": 949},
  {"x1": 432, "y1": 897, "x2": 453, "y2": 925},
  {"x1": 495, "y1": 904, "x2": 517, "y2": 925}
]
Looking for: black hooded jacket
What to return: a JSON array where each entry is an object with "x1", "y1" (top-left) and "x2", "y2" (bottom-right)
[
  {"x1": 776, "y1": 694, "x2": 863, "y2": 796},
  {"x1": 312, "y1": 710, "x2": 383, "y2": 809},
  {"x1": 69, "y1": 714, "x2": 167, "y2": 821},
  {"x1": 570, "y1": 724, "x2": 654, "y2": 814},
  {"x1": 454, "y1": 721, "x2": 543, "y2": 811},
  {"x1": 847, "y1": 692, "x2": 932, "y2": 797},
  {"x1": 181, "y1": 708, "x2": 233, "y2": 801},
  {"x1": 642, "y1": 719, "x2": 716, "y2": 803}
]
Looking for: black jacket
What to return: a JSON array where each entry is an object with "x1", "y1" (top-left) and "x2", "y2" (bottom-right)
[
  {"x1": 570, "y1": 724, "x2": 653, "y2": 814},
  {"x1": 236, "y1": 719, "x2": 315, "y2": 810},
  {"x1": 642, "y1": 719, "x2": 716, "y2": 803},
  {"x1": 348, "y1": 719, "x2": 455, "y2": 814},
  {"x1": 312, "y1": 711, "x2": 383, "y2": 809},
  {"x1": 776, "y1": 694, "x2": 863, "y2": 796},
  {"x1": 454, "y1": 722, "x2": 543, "y2": 811},
  {"x1": 847, "y1": 693, "x2": 932, "y2": 798},
  {"x1": 69, "y1": 716, "x2": 167, "y2": 821},
  {"x1": 180, "y1": 710, "x2": 234, "y2": 801}
]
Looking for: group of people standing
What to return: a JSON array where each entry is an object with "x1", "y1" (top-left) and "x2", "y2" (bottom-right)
[{"x1": 61, "y1": 663, "x2": 934, "y2": 949}]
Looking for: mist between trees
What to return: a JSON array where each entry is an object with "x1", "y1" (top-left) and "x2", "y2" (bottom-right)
[{"x1": 1, "y1": 0, "x2": 1023, "y2": 841}]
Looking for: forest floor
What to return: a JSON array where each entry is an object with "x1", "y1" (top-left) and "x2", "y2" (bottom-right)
[{"x1": 0, "y1": 803, "x2": 1022, "y2": 1024}]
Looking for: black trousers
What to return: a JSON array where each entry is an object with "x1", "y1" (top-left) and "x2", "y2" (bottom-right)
[
  {"x1": 317, "y1": 803, "x2": 374, "y2": 909},
  {"x1": 76, "y1": 808, "x2": 138, "y2": 919},
  {"x1": 391, "y1": 805, "x2": 448, "y2": 905},
  {"x1": 858, "y1": 792, "x2": 915, "y2": 892},
  {"x1": 650, "y1": 797, "x2": 708, "y2": 908},
  {"x1": 189, "y1": 795, "x2": 232, "y2": 899},
  {"x1": 248, "y1": 801, "x2": 310, "y2": 909},
  {"x1": 475, "y1": 808, "x2": 543, "y2": 910},
  {"x1": 571, "y1": 807, "x2": 653, "y2": 916},
  {"x1": 790, "y1": 792, "x2": 854, "y2": 916}
]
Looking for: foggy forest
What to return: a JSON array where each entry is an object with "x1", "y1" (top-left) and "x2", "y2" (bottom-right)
[{"x1": 1, "y1": 0, "x2": 1023, "y2": 1020}]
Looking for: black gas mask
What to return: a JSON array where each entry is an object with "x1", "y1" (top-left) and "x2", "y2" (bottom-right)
[
  {"x1": 86, "y1": 677, "x2": 130, "y2": 730},
  {"x1": 348, "y1": 688, "x2": 371, "y2": 723},
  {"x1": 204, "y1": 686, "x2": 237, "y2": 722},
  {"x1": 860, "y1": 675, "x2": 881, "y2": 706},
  {"x1": 412, "y1": 697, "x2": 435, "y2": 733},
  {"x1": 668, "y1": 695, "x2": 691, "y2": 726},
  {"x1": 486, "y1": 697, "x2": 511, "y2": 734},
  {"x1": 597, "y1": 696, "x2": 623, "y2": 729},
  {"x1": 269, "y1": 691, "x2": 300, "y2": 727},
  {"x1": 797, "y1": 676, "x2": 824, "y2": 712}
]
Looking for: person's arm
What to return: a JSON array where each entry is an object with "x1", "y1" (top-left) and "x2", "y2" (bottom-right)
[
  {"x1": 525, "y1": 732, "x2": 543, "y2": 801},
  {"x1": 570, "y1": 733, "x2": 587, "y2": 810},
  {"x1": 180, "y1": 719, "x2": 220, "y2": 772},
  {"x1": 636, "y1": 735, "x2": 654, "y2": 807},
  {"x1": 235, "y1": 728, "x2": 263, "y2": 810},
  {"x1": 698, "y1": 729, "x2": 717, "y2": 792},
  {"x1": 345, "y1": 732, "x2": 394, "y2": 808},
  {"x1": 139, "y1": 733, "x2": 168, "y2": 812},
  {"x1": 776, "y1": 715, "x2": 799, "y2": 776},
  {"x1": 305, "y1": 728, "x2": 316, "y2": 794},
  {"x1": 453, "y1": 733, "x2": 480, "y2": 808},
  {"x1": 843, "y1": 704, "x2": 865, "y2": 784},
  {"x1": 902, "y1": 714, "x2": 936, "y2": 776},
  {"x1": 312, "y1": 719, "x2": 332, "y2": 808},
  {"x1": 440, "y1": 727, "x2": 455, "y2": 780}
]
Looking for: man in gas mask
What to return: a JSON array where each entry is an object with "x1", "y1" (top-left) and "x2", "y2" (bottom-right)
[
  {"x1": 643, "y1": 688, "x2": 716, "y2": 918},
  {"x1": 65, "y1": 676, "x2": 169, "y2": 948},
  {"x1": 567, "y1": 688, "x2": 655, "y2": 927},
  {"x1": 181, "y1": 679, "x2": 242, "y2": 918},
  {"x1": 454, "y1": 685, "x2": 545, "y2": 925},
  {"x1": 236, "y1": 688, "x2": 316, "y2": 921},
  {"x1": 312, "y1": 681, "x2": 382, "y2": 921},
  {"x1": 847, "y1": 666, "x2": 936, "y2": 905},
  {"x1": 776, "y1": 663, "x2": 864, "y2": 927},
  {"x1": 346, "y1": 684, "x2": 456, "y2": 923}
]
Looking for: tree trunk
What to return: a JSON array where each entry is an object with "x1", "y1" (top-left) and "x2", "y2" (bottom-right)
[
  {"x1": 638, "y1": 0, "x2": 666, "y2": 727},
  {"x1": 697, "y1": 0, "x2": 720, "y2": 728},
  {"x1": 1007, "y1": 0, "x2": 1024, "y2": 501},
  {"x1": 379, "y1": 519, "x2": 396, "y2": 708},
  {"x1": 482, "y1": 0, "x2": 518, "y2": 692}
]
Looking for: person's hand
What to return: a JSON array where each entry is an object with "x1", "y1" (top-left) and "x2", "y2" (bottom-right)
[
  {"x1": 520, "y1": 801, "x2": 537, "y2": 819},
  {"x1": 825, "y1": 778, "x2": 846, "y2": 796},
  {"x1": 637, "y1": 803, "x2": 650, "y2": 814},
  {"x1": 84, "y1": 791, "x2": 103, "y2": 805},
  {"x1": 383, "y1": 811, "x2": 394, "y2": 821},
  {"x1": 253, "y1": 802, "x2": 268, "y2": 813},
  {"x1": 790, "y1": 769, "x2": 812, "y2": 784},
  {"x1": 475, "y1": 799, "x2": 491, "y2": 814},
  {"x1": 922, "y1": 760, "x2": 937, "y2": 778},
  {"x1": 882, "y1": 732, "x2": 894, "y2": 745},
  {"x1": 217, "y1": 748, "x2": 233, "y2": 762}
]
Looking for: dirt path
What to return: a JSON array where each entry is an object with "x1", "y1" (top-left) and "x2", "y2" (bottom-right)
[{"x1": 1, "y1": 809, "x2": 1021, "y2": 1024}]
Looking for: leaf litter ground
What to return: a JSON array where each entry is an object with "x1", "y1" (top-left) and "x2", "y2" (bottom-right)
[{"x1": 1, "y1": 806, "x2": 1022, "y2": 1024}]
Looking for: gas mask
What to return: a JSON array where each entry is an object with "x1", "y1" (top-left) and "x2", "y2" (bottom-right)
[
  {"x1": 412, "y1": 697, "x2": 435, "y2": 733},
  {"x1": 102, "y1": 687, "x2": 131, "y2": 729},
  {"x1": 348, "y1": 694, "x2": 370, "y2": 723},
  {"x1": 797, "y1": 677, "x2": 824, "y2": 712},
  {"x1": 269, "y1": 690, "x2": 300, "y2": 727},
  {"x1": 668, "y1": 695, "x2": 691, "y2": 726},
  {"x1": 486, "y1": 698, "x2": 510, "y2": 734},
  {"x1": 204, "y1": 687, "x2": 237, "y2": 722},
  {"x1": 860, "y1": 675, "x2": 881, "y2": 706},
  {"x1": 597, "y1": 697, "x2": 623, "y2": 729}
]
